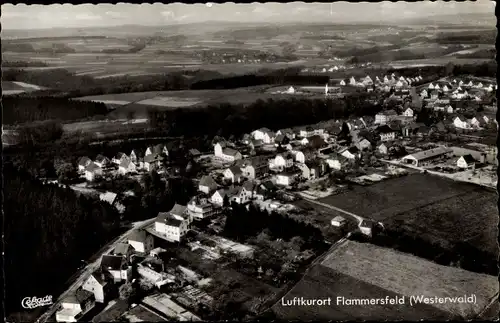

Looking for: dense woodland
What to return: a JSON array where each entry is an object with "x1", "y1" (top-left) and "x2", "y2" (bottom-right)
[
  {"x1": 3, "y1": 97, "x2": 109, "y2": 125},
  {"x1": 4, "y1": 164, "x2": 122, "y2": 314},
  {"x1": 148, "y1": 94, "x2": 384, "y2": 138}
]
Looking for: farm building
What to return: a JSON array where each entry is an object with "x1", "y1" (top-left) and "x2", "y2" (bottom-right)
[
  {"x1": 401, "y1": 147, "x2": 452, "y2": 167},
  {"x1": 331, "y1": 216, "x2": 346, "y2": 227}
]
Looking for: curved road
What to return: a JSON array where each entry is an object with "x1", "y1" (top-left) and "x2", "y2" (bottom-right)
[
  {"x1": 303, "y1": 198, "x2": 366, "y2": 225},
  {"x1": 36, "y1": 217, "x2": 156, "y2": 323}
]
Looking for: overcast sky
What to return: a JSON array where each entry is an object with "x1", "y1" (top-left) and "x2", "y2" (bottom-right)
[{"x1": 1, "y1": 1, "x2": 495, "y2": 30}]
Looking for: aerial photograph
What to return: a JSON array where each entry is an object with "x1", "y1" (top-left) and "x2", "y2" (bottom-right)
[{"x1": 2, "y1": 1, "x2": 498, "y2": 322}]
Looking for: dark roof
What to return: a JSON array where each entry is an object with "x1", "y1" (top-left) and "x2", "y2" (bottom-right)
[
  {"x1": 128, "y1": 229, "x2": 149, "y2": 243},
  {"x1": 156, "y1": 212, "x2": 183, "y2": 227},
  {"x1": 115, "y1": 152, "x2": 127, "y2": 159},
  {"x1": 460, "y1": 154, "x2": 476, "y2": 163},
  {"x1": 222, "y1": 147, "x2": 240, "y2": 157},
  {"x1": 228, "y1": 165, "x2": 242, "y2": 176},
  {"x1": 189, "y1": 149, "x2": 201, "y2": 156},
  {"x1": 308, "y1": 135, "x2": 326, "y2": 148},
  {"x1": 90, "y1": 270, "x2": 108, "y2": 286},
  {"x1": 144, "y1": 153, "x2": 162, "y2": 163},
  {"x1": 199, "y1": 175, "x2": 217, "y2": 187},
  {"x1": 120, "y1": 159, "x2": 133, "y2": 169},
  {"x1": 377, "y1": 125, "x2": 395, "y2": 134},
  {"x1": 242, "y1": 181, "x2": 255, "y2": 191},
  {"x1": 95, "y1": 155, "x2": 108, "y2": 163},
  {"x1": 85, "y1": 162, "x2": 101, "y2": 172},
  {"x1": 347, "y1": 146, "x2": 359, "y2": 154},
  {"x1": 170, "y1": 204, "x2": 187, "y2": 216},
  {"x1": 65, "y1": 289, "x2": 94, "y2": 305},
  {"x1": 114, "y1": 243, "x2": 131, "y2": 256},
  {"x1": 101, "y1": 255, "x2": 125, "y2": 271}
]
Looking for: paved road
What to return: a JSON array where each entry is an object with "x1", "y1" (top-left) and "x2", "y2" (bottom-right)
[{"x1": 36, "y1": 217, "x2": 157, "y2": 323}]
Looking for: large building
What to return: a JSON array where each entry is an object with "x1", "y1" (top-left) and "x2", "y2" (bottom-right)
[{"x1": 401, "y1": 147, "x2": 452, "y2": 167}]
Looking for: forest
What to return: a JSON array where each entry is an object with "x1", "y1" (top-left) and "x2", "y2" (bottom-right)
[
  {"x1": 4, "y1": 164, "x2": 122, "y2": 315},
  {"x1": 2, "y1": 96, "x2": 109, "y2": 125},
  {"x1": 148, "y1": 94, "x2": 384, "y2": 139}
]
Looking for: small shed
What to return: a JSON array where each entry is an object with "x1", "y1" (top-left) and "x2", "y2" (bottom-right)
[{"x1": 331, "y1": 216, "x2": 346, "y2": 227}]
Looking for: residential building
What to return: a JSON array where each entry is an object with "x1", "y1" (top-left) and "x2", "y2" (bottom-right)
[
  {"x1": 377, "y1": 142, "x2": 394, "y2": 155},
  {"x1": 324, "y1": 153, "x2": 347, "y2": 170},
  {"x1": 402, "y1": 108, "x2": 414, "y2": 117},
  {"x1": 375, "y1": 110, "x2": 398, "y2": 124},
  {"x1": 299, "y1": 126, "x2": 316, "y2": 138},
  {"x1": 119, "y1": 159, "x2": 137, "y2": 175},
  {"x1": 56, "y1": 289, "x2": 95, "y2": 323},
  {"x1": 78, "y1": 157, "x2": 92, "y2": 173},
  {"x1": 377, "y1": 125, "x2": 397, "y2": 142},
  {"x1": 453, "y1": 116, "x2": 471, "y2": 130},
  {"x1": 359, "y1": 220, "x2": 374, "y2": 237},
  {"x1": 128, "y1": 229, "x2": 154, "y2": 253},
  {"x1": 94, "y1": 155, "x2": 110, "y2": 168},
  {"x1": 155, "y1": 212, "x2": 188, "y2": 242},
  {"x1": 100, "y1": 255, "x2": 132, "y2": 283},
  {"x1": 137, "y1": 260, "x2": 175, "y2": 288},
  {"x1": 169, "y1": 204, "x2": 192, "y2": 224},
  {"x1": 99, "y1": 192, "x2": 118, "y2": 205},
  {"x1": 130, "y1": 150, "x2": 139, "y2": 163},
  {"x1": 224, "y1": 166, "x2": 243, "y2": 183},
  {"x1": 112, "y1": 152, "x2": 129, "y2": 165},
  {"x1": 340, "y1": 147, "x2": 360, "y2": 160},
  {"x1": 251, "y1": 128, "x2": 275, "y2": 144},
  {"x1": 146, "y1": 144, "x2": 169, "y2": 157},
  {"x1": 214, "y1": 143, "x2": 242, "y2": 162},
  {"x1": 82, "y1": 271, "x2": 109, "y2": 303},
  {"x1": 187, "y1": 196, "x2": 219, "y2": 219},
  {"x1": 230, "y1": 182, "x2": 254, "y2": 204},
  {"x1": 198, "y1": 175, "x2": 218, "y2": 194},
  {"x1": 269, "y1": 153, "x2": 294, "y2": 170},
  {"x1": 298, "y1": 160, "x2": 325, "y2": 180},
  {"x1": 355, "y1": 138, "x2": 372, "y2": 151},
  {"x1": 143, "y1": 153, "x2": 163, "y2": 172},
  {"x1": 85, "y1": 163, "x2": 102, "y2": 182},
  {"x1": 457, "y1": 154, "x2": 476, "y2": 170},
  {"x1": 210, "y1": 189, "x2": 228, "y2": 206},
  {"x1": 276, "y1": 170, "x2": 300, "y2": 186},
  {"x1": 112, "y1": 243, "x2": 134, "y2": 261}
]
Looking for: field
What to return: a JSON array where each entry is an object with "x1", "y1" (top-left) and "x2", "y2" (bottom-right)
[
  {"x1": 317, "y1": 174, "x2": 497, "y2": 256},
  {"x1": 76, "y1": 88, "x2": 282, "y2": 119},
  {"x1": 321, "y1": 241, "x2": 498, "y2": 318},
  {"x1": 389, "y1": 57, "x2": 494, "y2": 68},
  {"x1": 272, "y1": 263, "x2": 452, "y2": 321},
  {"x1": 318, "y1": 173, "x2": 477, "y2": 220},
  {"x1": 2, "y1": 81, "x2": 46, "y2": 95},
  {"x1": 386, "y1": 189, "x2": 498, "y2": 255}
]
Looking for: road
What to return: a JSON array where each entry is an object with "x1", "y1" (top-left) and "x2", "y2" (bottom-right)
[
  {"x1": 302, "y1": 197, "x2": 366, "y2": 225},
  {"x1": 35, "y1": 217, "x2": 157, "y2": 323}
]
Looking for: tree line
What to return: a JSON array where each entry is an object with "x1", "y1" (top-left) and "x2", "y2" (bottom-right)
[
  {"x1": 148, "y1": 94, "x2": 384, "y2": 139},
  {"x1": 349, "y1": 227, "x2": 497, "y2": 277},
  {"x1": 3, "y1": 96, "x2": 109, "y2": 125},
  {"x1": 223, "y1": 202, "x2": 325, "y2": 251},
  {"x1": 4, "y1": 164, "x2": 121, "y2": 315}
]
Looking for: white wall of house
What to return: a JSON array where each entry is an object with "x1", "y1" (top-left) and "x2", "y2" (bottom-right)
[
  {"x1": 155, "y1": 222, "x2": 187, "y2": 242},
  {"x1": 128, "y1": 236, "x2": 154, "y2": 253},
  {"x1": 276, "y1": 174, "x2": 294, "y2": 186},
  {"x1": 211, "y1": 192, "x2": 224, "y2": 206},
  {"x1": 326, "y1": 159, "x2": 342, "y2": 170},
  {"x1": 82, "y1": 276, "x2": 105, "y2": 303}
]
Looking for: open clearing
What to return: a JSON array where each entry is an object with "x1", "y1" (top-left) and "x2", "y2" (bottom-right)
[
  {"x1": 2, "y1": 81, "x2": 46, "y2": 95},
  {"x1": 318, "y1": 174, "x2": 477, "y2": 220},
  {"x1": 318, "y1": 174, "x2": 497, "y2": 256},
  {"x1": 320, "y1": 241, "x2": 498, "y2": 319},
  {"x1": 272, "y1": 263, "x2": 452, "y2": 321}
]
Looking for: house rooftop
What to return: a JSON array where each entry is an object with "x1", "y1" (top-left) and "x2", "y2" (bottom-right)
[
  {"x1": 128, "y1": 229, "x2": 149, "y2": 244},
  {"x1": 222, "y1": 147, "x2": 240, "y2": 157},
  {"x1": 85, "y1": 162, "x2": 101, "y2": 172},
  {"x1": 64, "y1": 289, "x2": 94, "y2": 305},
  {"x1": 78, "y1": 156, "x2": 91, "y2": 166},
  {"x1": 156, "y1": 212, "x2": 184, "y2": 228},
  {"x1": 460, "y1": 154, "x2": 476, "y2": 164},
  {"x1": 199, "y1": 175, "x2": 217, "y2": 187},
  {"x1": 114, "y1": 243, "x2": 132, "y2": 256},
  {"x1": 101, "y1": 255, "x2": 125, "y2": 271}
]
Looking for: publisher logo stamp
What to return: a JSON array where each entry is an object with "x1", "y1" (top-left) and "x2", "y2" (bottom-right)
[{"x1": 21, "y1": 295, "x2": 53, "y2": 309}]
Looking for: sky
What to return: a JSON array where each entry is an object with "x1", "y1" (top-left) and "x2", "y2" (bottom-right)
[{"x1": 1, "y1": 1, "x2": 496, "y2": 30}]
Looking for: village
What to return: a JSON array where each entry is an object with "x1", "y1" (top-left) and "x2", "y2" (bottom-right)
[{"x1": 44, "y1": 70, "x2": 497, "y2": 322}]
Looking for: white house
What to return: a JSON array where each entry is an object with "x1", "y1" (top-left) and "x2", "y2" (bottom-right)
[
  {"x1": 340, "y1": 80, "x2": 346, "y2": 86},
  {"x1": 252, "y1": 128, "x2": 275, "y2": 143},
  {"x1": 214, "y1": 143, "x2": 242, "y2": 162},
  {"x1": 402, "y1": 108, "x2": 414, "y2": 117},
  {"x1": 375, "y1": 110, "x2": 397, "y2": 124},
  {"x1": 276, "y1": 171, "x2": 299, "y2": 186},
  {"x1": 331, "y1": 216, "x2": 346, "y2": 227},
  {"x1": 211, "y1": 189, "x2": 227, "y2": 206},
  {"x1": 377, "y1": 125, "x2": 397, "y2": 142},
  {"x1": 198, "y1": 175, "x2": 218, "y2": 194},
  {"x1": 100, "y1": 255, "x2": 132, "y2": 283},
  {"x1": 434, "y1": 84, "x2": 441, "y2": 90},
  {"x1": 285, "y1": 86, "x2": 296, "y2": 94},
  {"x1": 269, "y1": 153, "x2": 294, "y2": 170},
  {"x1": 56, "y1": 290, "x2": 95, "y2": 323},
  {"x1": 325, "y1": 154, "x2": 346, "y2": 170},
  {"x1": 395, "y1": 80, "x2": 403, "y2": 88},
  {"x1": 94, "y1": 155, "x2": 110, "y2": 168},
  {"x1": 187, "y1": 196, "x2": 219, "y2": 219},
  {"x1": 453, "y1": 116, "x2": 471, "y2": 129},
  {"x1": 84, "y1": 162, "x2": 102, "y2": 182},
  {"x1": 82, "y1": 272, "x2": 108, "y2": 303},
  {"x1": 420, "y1": 89, "x2": 428, "y2": 98},
  {"x1": 155, "y1": 212, "x2": 189, "y2": 242},
  {"x1": 127, "y1": 229, "x2": 154, "y2": 253},
  {"x1": 112, "y1": 152, "x2": 129, "y2": 165},
  {"x1": 349, "y1": 76, "x2": 356, "y2": 85},
  {"x1": 340, "y1": 147, "x2": 360, "y2": 160},
  {"x1": 146, "y1": 144, "x2": 168, "y2": 157},
  {"x1": 230, "y1": 184, "x2": 254, "y2": 204},
  {"x1": 119, "y1": 159, "x2": 137, "y2": 175},
  {"x1": 442, "y1": 85, "x2": 449, "y2": 92},
  {"x1": 224, "y1": 166, "x2": 243, "y2": 183},
  {"x1": 457, "y1": 154, "x2": 476, "y2": 170},
  {"x1": 428, "y1": 83, "x2": 435, "y2": 90}
]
